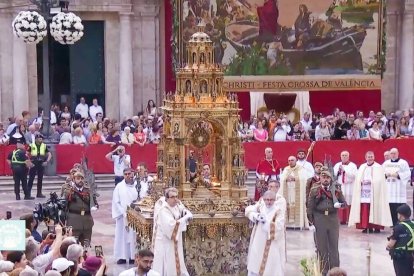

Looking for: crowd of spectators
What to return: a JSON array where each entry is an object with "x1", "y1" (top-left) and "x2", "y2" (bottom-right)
[
  {"x1": 238, "y1": 108, "x2": 414, "y2": 142},
  {"x1": 2, "y1": 98, "x2": 414, "y2": 147},
  {"x1": 0, "y1": 98, "x2": 163, "y2": 147},
  {"x1": 0, "y1": 216, "x2": 107, "y2": 276}
]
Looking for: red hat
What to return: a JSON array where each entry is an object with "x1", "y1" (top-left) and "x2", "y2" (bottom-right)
[{"x1": 83, "y1": 256, "x2": 102, "y2": 273}]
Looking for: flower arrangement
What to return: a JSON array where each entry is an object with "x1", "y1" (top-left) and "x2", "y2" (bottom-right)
[
  {"x1": 12, "y1": 11, "x2": 47, "y2": 44},
  {"x1": 50, "y1": 12, "x2": 84, "y2": 45}
]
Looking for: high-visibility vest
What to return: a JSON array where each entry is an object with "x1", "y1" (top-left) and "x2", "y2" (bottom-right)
[
  {"x1": 30, "y1": 143, "x2": 46, "y2": 156},
  {"x1": 11, "y1": 150, "x2": 26, "y2": 164},
  {"x1": 395, "y1": 221, "x2": 414, "y2": 251}
]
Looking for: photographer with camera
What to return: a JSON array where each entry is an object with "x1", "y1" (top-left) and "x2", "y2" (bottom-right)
[
  {"x1": 386, "y1": 204, "x2": 414, "y2": 276},
  {"x1": 307, "y1": 169, "x2": 346, "y2": 275},
  {"x1": 105, "y1": 145, "x2": 131, "y2": 186},
  {"x1": 63, "y1": 171, "x2": 98, "y2": 246}
]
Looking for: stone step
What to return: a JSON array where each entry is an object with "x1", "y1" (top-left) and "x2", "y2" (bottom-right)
[
  {"x1": 0, "y1": 172, "x2": 258, "y2": 196},
  {"x1": 0, "y1": 174, "x2": 116, "y2": 193}
]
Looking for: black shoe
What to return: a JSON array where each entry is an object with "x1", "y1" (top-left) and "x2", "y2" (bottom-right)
[
  {"x1": 362, "y1": 229, "x2": 367, "y2": 233},
  {"x1": 116, "y1": 259, "x2": 126, "y2": 264},
  {"x1": 374, "y1": 229, "x2": 380, "y2": 233},
  {"x1": 16, "y1": 195, "x2": 21, "y2": 200},
  {"x1": 129, "y1": 259, "x2": 135, "y2": 264},
  {"x1": 36, "y1": 194, "x2": 46, "y2": 198},
  {"x1": 24, "y1": 196, "x2": 35, "y2": 200}
]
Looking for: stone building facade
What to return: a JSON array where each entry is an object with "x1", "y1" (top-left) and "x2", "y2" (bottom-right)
[
  {"x1": 382, "y1": 0, "x2": 414, "y2": 112},
  {"x1": 0, "y1": 0, "x2": 164, "y2": 121},
  {"x1": 0, "y1": 0, "x2": 412, "y2": 121}
]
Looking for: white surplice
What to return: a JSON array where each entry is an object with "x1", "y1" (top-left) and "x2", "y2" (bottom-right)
[
  {"x1": 383, "y1": 158, "x2": 411, "y2": 203},
  {"x1": 297, "y1": 159, "x2": 314, "y2": 179},
  {"x1": 245, "y1": 194, "x2": 286, "y2": 276},
  {"x1": 112, "y1": 179, "x2": 138, "y2": 260},
  {"x1": 153, "y1": 204, "x2": 189, "y2": 276},
  {"x1": 333, "y1": 162, "x2": 358, "y2": 204}
]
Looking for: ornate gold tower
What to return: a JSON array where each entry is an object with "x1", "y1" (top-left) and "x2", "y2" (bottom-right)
[
  {"x1": 128, "y1": 25, "x2": 251, "y2": 275},
  {"x1": 155, "y1": 24, "x2": 248, "y2": 210}
]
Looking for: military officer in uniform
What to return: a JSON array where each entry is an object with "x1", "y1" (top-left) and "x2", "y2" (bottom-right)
[
  {"x1": 63, "y1": 171, "x2": 99, "y2": 245},
  {"x1": 386, "y1": 204, "x2": 414, "y2": 276},
  {"x1": 307, "y1": 169, "x2": 345, "y2": 275},
  {"x1": 6, "y1": 142, "x2": 33, "y2": 200},
  {"x1": 28, "y1": 133, "x2": 52, "y2": 198}
]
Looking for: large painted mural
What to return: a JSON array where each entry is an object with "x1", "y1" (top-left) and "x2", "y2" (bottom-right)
[{"x1": 173, "y1": 0, "x2": 384, "y2": 91}]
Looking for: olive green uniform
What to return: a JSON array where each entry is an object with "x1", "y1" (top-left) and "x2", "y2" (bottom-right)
[
  {"x1": 307, "y1": 182, "x2": 345, "y2": 275},
  {"x1": 63, "y1": 183, "x2": 98, "y2": 245}
]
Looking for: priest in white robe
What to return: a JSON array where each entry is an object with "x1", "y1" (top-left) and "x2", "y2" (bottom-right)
[
  {"x1": 383, "y1": 148, "x2": 411, "y2": 225},
  {"x1": 348, "y1": 151, "x2": 392, "y2": 232},
  {"x1": 245, "y1": 190, "x2": 286, "y2": 276},
  {"x1": 279, "y1": 156, "x2": 308, "y2": 229},
  {"x1": 153, "y1": 187, "x2": 192, "y2": 276},
  {"x1": 112, "y1": 167, "x2": 138, "y2": 264},
  {"x1": 333, "y1": 151, "x2": 358, "y2": 224},
  {"x1": 296, "y1": 148, "x2": 314, "y2": 179}
]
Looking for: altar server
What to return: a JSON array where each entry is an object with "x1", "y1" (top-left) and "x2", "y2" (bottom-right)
[
  {"x1": 112, "y1": 167, "x2": 138, "y2": 264},
  {"x1": 333, "y1": 151, "x2": 358, "y2": 224},
  {"x1": 383, "y1": 148, "x2": 411, "y2": 225}
]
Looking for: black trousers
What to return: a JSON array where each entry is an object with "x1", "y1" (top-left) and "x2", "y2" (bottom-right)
[
  {"x1": 393, "y1": 254, "x2": 413, "y2": 276},
  {"x1": 390, "y1": 203, "x2": 404, "y2": 226},
  {"x1": 12, "y1": 166, "x2": 28, "y2": 197},
  {"x1": 28, "y1": 162, "x2": 45, "y2": 196}
]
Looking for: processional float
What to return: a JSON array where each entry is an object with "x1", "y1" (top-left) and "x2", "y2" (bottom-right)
[{"x1": 127, "y1": 25, "x2": 251, "y2": 275}]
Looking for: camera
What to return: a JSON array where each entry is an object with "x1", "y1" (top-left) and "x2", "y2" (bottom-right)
[{"x1": 33, "y1": 192, "x2": 67, "y2": 223}]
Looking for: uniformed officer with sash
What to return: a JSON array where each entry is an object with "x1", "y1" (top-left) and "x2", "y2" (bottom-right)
[
  {"x1": 28, "y1": 133, "x2": 51, "y2": 198},
  {"x1": 63, "y1": 171, "x2": 99, "y2": 245},
  {"x1": 387, "y1": 204, "x2": 414, "y2": 276},
  {"x1": 6, "y1": 142, "x2": 33, "y2": 200},
  {"x1": 307, "y1": 169, "x2": 346, "y2": 275}
]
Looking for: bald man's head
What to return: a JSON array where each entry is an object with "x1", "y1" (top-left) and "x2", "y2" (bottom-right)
[{"x1": 390, "y1": 148, "x2": 399, "y2": 160}]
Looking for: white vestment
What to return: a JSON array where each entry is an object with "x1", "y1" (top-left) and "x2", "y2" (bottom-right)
[
  {"x1": 333, "y1": 162, "x2": 358, "y2": 204},
  {"x1": 383, "y1": 159, "x2": 411, "y2": 203},
  {"x1": 138, "y1": 175, "x2": 153, "y2": 199},
  {"x1": 245, "y1": 194, "x2": 286, "y2": 276},
  {"x1": 297, "y1": 159, "x2": 314, "y2": 179},
  {"x1": 348, "y1": 162, "x2": 392, "y2": 227},
  {"x1": 279, "y1": 165, "x2": 308, "y2": 228},
  {"x1": 112, "y1": 180, "x2": 138, "y2": 260},
  {"x1": 153, "y1": 204, "x2": 189, "y2": 276}
]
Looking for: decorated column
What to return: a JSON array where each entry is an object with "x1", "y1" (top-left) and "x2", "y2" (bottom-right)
[{"x1": 398, "y1": 7, "x2": 414, "y2": 109}]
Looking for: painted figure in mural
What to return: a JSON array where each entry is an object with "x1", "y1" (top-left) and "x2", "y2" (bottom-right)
[
  {"x1": 257, "y1": 0, "x2": 279, "y2": 39},
  {"x1": 294, "y1": 4, "x2": 311, "y2": 48}
]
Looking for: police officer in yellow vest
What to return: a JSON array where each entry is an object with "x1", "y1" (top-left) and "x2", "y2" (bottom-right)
[
  {"x1": 28, "y1": 133, "x2": 51, "y2": 198},
  {"x1": 6, "y1": 142, "x2": 33, "y2": 200},
  {"x1": 387, "y1": 204, "x2": 414, "y2": 276}
]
